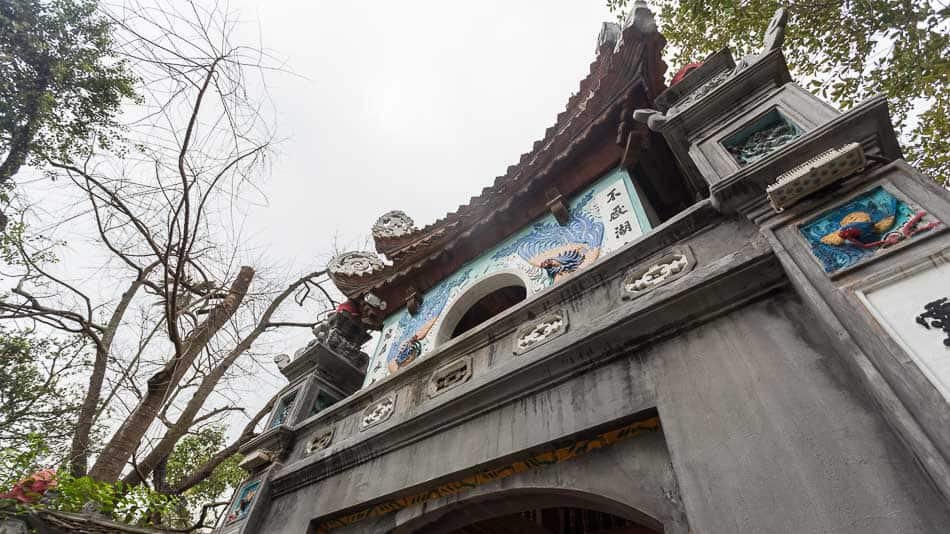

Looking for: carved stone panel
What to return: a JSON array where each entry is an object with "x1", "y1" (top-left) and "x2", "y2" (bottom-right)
[
  {"x1": 671, "y1": 68, "x2": 731, "y2": 114},
  {"x1": 427, "y1": 356, "x2": 473, "y2": 398},
  {"x1": 359, "y1": 395, "x2": 396, "y2": 431},
  {"x1": 306, "y1": 427, "x2": 334, "y2": 455},
  {"x1": 622, "y1": 248, "x2": 695, "y2": 299},
  {"x1": 513, "y1": 310, "x2": 568, "y2": 355}
]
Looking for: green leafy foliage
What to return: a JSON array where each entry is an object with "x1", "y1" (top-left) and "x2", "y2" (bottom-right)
[
  {"x1": 0, "y1": 327, "x2": 83, "y2": 452},
  {"x1": 607, "y1": 0, "x2": 950, "y2": 184},
  {"x1": 0, "y1": 436, "x2": 177, "y2": 527},
  {"x1": 164, "y1": 426, "x2": 246, "y2": 527},
  {"x1": 0, "y1": 0, "x2": 139, "y2": 184}
]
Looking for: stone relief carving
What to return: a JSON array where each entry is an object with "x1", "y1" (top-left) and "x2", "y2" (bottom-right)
[
  {"x1": 513, "y1": 310, "x2": 569, "y2": 355},
  {"x1": 622, "y1": 249, "x2": 695, "y2": 299},
  {"x1": 724, "y1": 111, "x2": 802, "y2": 166},
  {"x1": 766, "y1": 142, "x2": 867, "y2": 212},
  {"x1": 917, "y1": 297, "x2": 950, "y2": 347},
  {"x1": 328, "y1": 251, "x2": 385, "y2": 278},
  {"x1": 372, "y1": 211, "x2": 415, "y2": 239},
  {"x1": 306, "y1": 428, "x2": 334, "y2": 454},
  {"x1": 360, "y1": 395, "x2": 396, "y2": 430},
  {"x1": 427, "y1": 356, "x2": 473, "y2": 397},
  {"x1": 672, "y1": 68, "x2": 732, "y2": 112}
]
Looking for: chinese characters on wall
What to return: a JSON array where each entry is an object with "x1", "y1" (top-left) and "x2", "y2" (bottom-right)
[{"x1": 596, "y1": 178, "x2": 643, "y2": 254}]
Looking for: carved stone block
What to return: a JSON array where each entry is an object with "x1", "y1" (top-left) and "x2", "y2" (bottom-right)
[
  {"x1": 513, "y1": 310, "x2": 568, "y2": 355},
  {"x1": 359, "y1": 395, "x2": 396, "y2": 431},
  {"x1": 306, "y1": 427, "x2": 335, "y2": 454},
  {"x1": 427, "y1": 356, "x2": 473, "y2": 398},
  {"x1": 622, "y1": 248, "x2": 695, "y2": 299}
]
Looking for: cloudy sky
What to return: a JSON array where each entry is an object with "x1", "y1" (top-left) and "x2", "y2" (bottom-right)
[
  {"x1": 231, "y1": 0, "x2": 623, "y2": 266},
  {"x1": 209, "y1": 0, "x2": 636, "y2": 415},
  {"x1": 12, "y1": 0, "x2": 648, "y2": 437}
]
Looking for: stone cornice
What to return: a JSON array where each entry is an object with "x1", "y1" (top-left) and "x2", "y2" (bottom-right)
[
  {"x1": 711, "y1": 95, "x2": 901, "y2": 214},
  {"x1": 268, "y1": 203, "x2": 787, "y2": 497}
]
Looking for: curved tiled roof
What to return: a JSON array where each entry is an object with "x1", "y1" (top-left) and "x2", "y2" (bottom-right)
[{"x1": 331, "y1": 3, "x2": 668, "y2": 307}]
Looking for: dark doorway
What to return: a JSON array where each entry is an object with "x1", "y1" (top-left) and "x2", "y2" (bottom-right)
[
  {"x1": 450, "y1": 285, "x2": 527, "y2": 339},
  {"x1": 446, "y1": 506, "x2": 660, "y2": 534}
]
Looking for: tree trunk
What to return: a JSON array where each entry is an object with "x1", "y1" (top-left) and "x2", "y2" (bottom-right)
[
  {"x1": 121, "y1": 270, "x2": 324, "y2": 486},
  {"x1": 88, "y1": 266, "x2": 254, "y2": 482},
  {"x1": 121, "y1": 337, "x2": 252, "y2": 486},
  {"x1": 68, "y1": 272, "x2": 152, "y2": 477}
]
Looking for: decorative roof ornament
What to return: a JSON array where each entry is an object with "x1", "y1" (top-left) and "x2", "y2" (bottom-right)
[
  {"x1": 596, "y1": 22, "x2": 621, "y2": 53},
  {"x1": 327, "y1": 251, "x2": 387, "y2": 298},
  {"x1": 624, "y1": 0, "x2": 657, "y2": 34},
  {"x1": 633, "y1": 7, "x2": 787, "y2": 131},
  {"x1": 372, "y1": 211, "x2": 416, "y2": 240},
  {"x1": 733, "y1": 7, "x2": 788, "y2": 74},
  {"x1": 614, "y1": 0, "x2": 657, "y2": 52},
  {"x1": 329, "y1": 251, "x2": 384, "y2": 277},
  {"x1": 372, "y1": 210, "x2": 420, "y2": 258}
]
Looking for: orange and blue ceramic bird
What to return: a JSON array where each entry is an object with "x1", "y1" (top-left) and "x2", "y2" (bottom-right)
[{"x1": 819, "y1": 193, "x2": 897, "y2": 248}]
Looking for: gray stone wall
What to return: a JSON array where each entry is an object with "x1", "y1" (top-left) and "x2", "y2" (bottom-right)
[
  {"x1": 655, "y1": 292, "x2": 950, "y2": 533},
  {"x1": 258, "y1": 277, "x2": 950, "y2": 532}
]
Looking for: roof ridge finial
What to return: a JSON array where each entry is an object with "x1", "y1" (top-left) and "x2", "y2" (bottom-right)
[
  {"x1": 596, "y1": 21, "x2": 621, "y2": 54},
  {"x1": 623, "y1": 0, "x2": 657, "y2": 35}
]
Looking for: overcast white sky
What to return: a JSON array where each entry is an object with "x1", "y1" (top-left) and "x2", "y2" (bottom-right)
[
  {"x1": 11, "y1": 0, "x2": 648, "y2": 441},
  {"x1": 230, "y1": 0, "x2": 622, "y2": 265},
  {"x1": 211, "y1": 0, "x2": 633, "y2": 419}
]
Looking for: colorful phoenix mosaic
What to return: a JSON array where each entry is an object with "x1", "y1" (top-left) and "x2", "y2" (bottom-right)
[
  {"x1": 316, "y1": 416, "x2": 661, "y2": 532},
  {"x1": 799, "y1": 187, "x2": 941, "y2": 273},
  {"x1": 384, "y1": 269, "x2": 472, "y2": 373},
  {"x1": 491, "y1": 190, "x2": 604, "y2": 282}
]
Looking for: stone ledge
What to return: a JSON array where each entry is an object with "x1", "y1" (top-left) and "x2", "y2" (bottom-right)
[
  {"x1": 711, "y1": 95, "x2": 901, "y2": 214},
  {"x1": 268, "y1": 224, "x2": 785, "y2": 497}
]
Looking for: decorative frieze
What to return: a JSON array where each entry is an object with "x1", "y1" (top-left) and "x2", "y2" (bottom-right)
[
  {"x1": 360, "y1": 396, "x2": 396, "y2": 431},
  {"x1": 427, "y1": 356, "x2": 473, "y2": 398},
  {"x1": 306, "y1": 427, "x2": 335, "y2": 454},
  {"x1": 673, "y1": 68, "x2": 731, "y2": 112},
  {"x1": 513, "y1": 310, "x2": 568, "y2": 355},
  {"x1": 622, "y1": 249, "x2": 694, "y2": 299},
  {"x1": 317, "y1": 417, "x2": 661, "y2": 532},
  {"x1": 767, "y1": 142, "x2": 867, "y2": 212}
]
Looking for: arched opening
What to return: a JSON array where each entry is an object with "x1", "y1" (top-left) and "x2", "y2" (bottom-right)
[
  {"x1": 450, "y1": 284, "x2": 527, "y2": 339},
  {"x1": 433, "y1": 271, "x2": 531, "y2": 346},
  {"x1": 447, "y1": 506, "x2": 659, "y2": 534},
  {"x1": 384, "y1": 490, "x2": 667, "y2": 534}
]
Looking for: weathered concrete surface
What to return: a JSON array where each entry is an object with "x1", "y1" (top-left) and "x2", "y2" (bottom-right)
[
  {"x1": 260, "y1": 354, "x2": 659, "y2": 534},
  {"x1": 351, "y1": 431, "x2": 688, "y2": 534},
  {"x1": 654, "y1": 291, "x2": 950, "y2": 533},
  {"x1": 260, "y1": 288, "x2": 950, "y2": 534}
]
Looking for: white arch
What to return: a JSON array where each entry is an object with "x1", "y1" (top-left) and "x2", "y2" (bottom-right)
[{"x1": 431, "y1": 269, "x2": 531, "y2": 347}]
